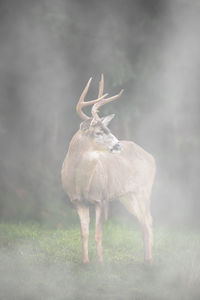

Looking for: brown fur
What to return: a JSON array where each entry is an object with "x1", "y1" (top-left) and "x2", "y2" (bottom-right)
[
  {"x1": 61, "y1": 129, "x2": 156, "y2": 264},
  {"x1": 61, "y1": 75, "x2": 155, "y2": 264}
]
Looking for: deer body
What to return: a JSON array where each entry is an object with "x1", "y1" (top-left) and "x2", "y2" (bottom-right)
[
  {"x1": 62, "y1": 132, "x2": 154, "y2": 205},
  {"x1": 61, "y1": 75, "x2": 156, "y2": 264}
]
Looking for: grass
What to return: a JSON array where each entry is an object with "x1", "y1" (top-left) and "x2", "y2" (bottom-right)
[{"x1": 0, "y1": 220, "x2": 200, "y2": 299}]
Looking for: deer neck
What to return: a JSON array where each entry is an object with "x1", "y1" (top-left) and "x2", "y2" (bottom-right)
[
  {"x1": 67, "y1": 130, "x2": 105, "y2": 164},
  {"x1": 67, "y1": 130, "x2": 94, "y2": 159}
]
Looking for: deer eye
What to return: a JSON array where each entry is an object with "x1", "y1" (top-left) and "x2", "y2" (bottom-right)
[{"x1": 95, "y1": 131, "x2": 102, "y2": 136}]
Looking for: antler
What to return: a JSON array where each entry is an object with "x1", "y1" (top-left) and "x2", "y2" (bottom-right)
[
  {"x1": 91, "y1": 74, "x2": 124, "y2": 120},
  {"x1": 76, "y1": 75, "x2": 123, "y2": 121},
  {"x1": 76, "y1": 77, "x2": 108, "y2": 120}
]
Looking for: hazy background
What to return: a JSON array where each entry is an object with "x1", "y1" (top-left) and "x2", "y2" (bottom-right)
[{"x1": 0, "y1": 0, "x2": 200, "y2": 226}]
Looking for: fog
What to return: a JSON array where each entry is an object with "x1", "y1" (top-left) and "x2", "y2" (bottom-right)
[
  {"x1": 0, "y1": 0, "x2": 200, "y2": 299},
  {"x1": 1, "y1": 0, "x2": 199, "y2": 224}
]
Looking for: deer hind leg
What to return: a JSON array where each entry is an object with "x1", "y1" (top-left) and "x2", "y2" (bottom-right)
[
  {"x1": 76, "y1": 204, "x2": 90, "y2": 264},
  {"x1": 141, "y1": 211, "x2": 153, "y2": 265},
  {"x1": 95, "y1": 203, "x2": 104, "y2": 262},
  {"x1": 120, "y1": 194, "x2": 153, "y2": 265}
]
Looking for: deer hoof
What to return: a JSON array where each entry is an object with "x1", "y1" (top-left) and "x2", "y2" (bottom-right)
[
  {"x1": 82, "y1": 258, "x2": 89, "y2": 264},
  {"x1": 144, "y1": 258, "x2": 153, "y2": 266}
]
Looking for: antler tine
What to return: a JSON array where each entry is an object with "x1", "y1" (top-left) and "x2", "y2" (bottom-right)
[
  {"x1": 92, "y1": 89, "x2": 124, "y2": 118},
  {"x1": 76, "y1": 77, "x2": 108, "y2": 120},
  {"x1": 98, "y1": 74, "x2": 104, "y2": 98}
]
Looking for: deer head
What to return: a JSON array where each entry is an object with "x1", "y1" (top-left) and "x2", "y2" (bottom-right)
[{"x1": 76, "y1": 74, "x2": 124, "y2": 153}]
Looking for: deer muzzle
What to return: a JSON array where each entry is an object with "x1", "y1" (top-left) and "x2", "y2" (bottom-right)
[{"x1": 110, "y1": 142, "x2": 122, "y2": 153}]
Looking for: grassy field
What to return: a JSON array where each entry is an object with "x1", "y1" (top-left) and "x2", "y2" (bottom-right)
[{"x1": 0, "y1": 220, "x2": 200, "y2": 300}]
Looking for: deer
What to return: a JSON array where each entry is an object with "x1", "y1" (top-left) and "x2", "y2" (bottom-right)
[{"x1": 61, "y1": 75, "x2": 156, "y2": 265}]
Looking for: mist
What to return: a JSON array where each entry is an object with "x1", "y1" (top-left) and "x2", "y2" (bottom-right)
[{"x1": 0, "y1": 0, "x2": 200, "y2": 299}]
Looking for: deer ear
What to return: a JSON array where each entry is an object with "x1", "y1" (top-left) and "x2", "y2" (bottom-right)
[
  {"x1": 80, "y1": 119, "x2": 91, "y2": 131},
  {"x1": 101, "y1": 114, "x2": 115, "y2": 127}
]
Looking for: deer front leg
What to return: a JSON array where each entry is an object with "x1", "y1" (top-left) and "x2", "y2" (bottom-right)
[
  {"x1": 76, "y1": 204, "x2": 90, "y2": 264},
  {"x1": 95, "y1": 204, "x2": 104, "y2": 262}
]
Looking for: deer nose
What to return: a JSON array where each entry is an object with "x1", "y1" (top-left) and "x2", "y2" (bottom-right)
[{"x1": 110, "y1": 142, "x2": 122, "y2": 153}]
